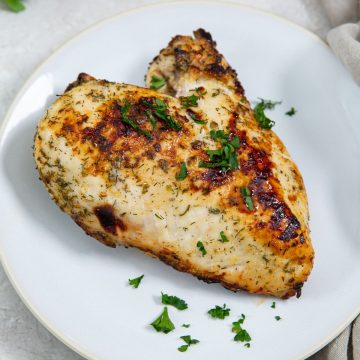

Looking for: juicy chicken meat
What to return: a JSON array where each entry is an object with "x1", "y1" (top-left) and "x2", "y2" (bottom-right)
[{"x1": 34, "y1": 30, "x2": 314, "y2": 299}]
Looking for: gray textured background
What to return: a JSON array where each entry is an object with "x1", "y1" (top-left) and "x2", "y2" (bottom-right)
[{"x1": 0, "y1": 1, "x2": 333, "y2": 359}]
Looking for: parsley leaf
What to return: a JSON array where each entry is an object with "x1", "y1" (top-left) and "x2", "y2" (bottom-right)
[
  {"x1": 187, "y1": 109, "x2": 207, "y2": 124},
  {"x1": 178, "y1": 345, "x2": 189, "y2": 352},
  {"x1": 4, "y1": 0, "x2": 25, "y2": 12},
  {"x1": 181, "y1": 95, "x2": 199, "y2": 108},
  {"x1": 253, "y1": 98, "x2": 281, "y2": 129},
  {"x1": 219, "y1": 231, "x2": 229, "y2": 243},
  {"x1": 152, "y1": 98, "x2": 182, "y2": 131},
  {"x1": 178, "y1": 335, "x2": 200, "y2": 352},
  {"x1": 196, "y1": 241, "x2": 207, "y2": 256},
  {"x1": 176, "y1": 163, "x2": 188, "y2": 181},
  {"x1": 234, "y1": 329, "x2": 252, "y2": 342},
  {"x1": 208, "y1": 304, "x2": 230, "y2": 319},
  {"x1": 232, "y1": 314, "x2": 252, "y2": 345},
  {"x1": 161, "y1": 292, "x2": 188, "y2": 310},
  {"x1": 128, "y1": 274, "x2": 144, "y2": 288},
  {"x1": 271, "y1": 301, "x2": 276, "y2": 309},
  {"x1": 181, "y1": 335, "x2": 199, "y2": 345},
  {"x1": 182, "y1": 324, "x2": 190, "y2": 328},
  {"x1": 285, "y1": 107, "x2": 297, "y2": 116},
  {"x1": 145, "y1": 110, "x2": 157, "y2": 129},
  {"x1": 150, "y1": 307, "x2": 175, "y2": 334},
  {"x1": 199, "y1": 130, "x2": 240, "y2": 171},
  {"x1": 240, "y1": 186, "x2": 254, "y2": 211},
  {"x1": 121, "y1": 102, "x2": 152, "y2": 139},
  {"x1": 150, "y1": 75, "x2": 166, "y2": 90},
  {"x1": 275, "y1": 315, "x2": 282, "y2": 321}
]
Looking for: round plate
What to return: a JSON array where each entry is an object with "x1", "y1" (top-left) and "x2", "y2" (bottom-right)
[{"x1": 1, "y1": 2, "x2": 360, "y2": 360}]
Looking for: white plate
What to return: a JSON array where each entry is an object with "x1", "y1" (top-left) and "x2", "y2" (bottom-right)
[{"x1": 1, "y1": 2, "x2": 360, "y2": 360}]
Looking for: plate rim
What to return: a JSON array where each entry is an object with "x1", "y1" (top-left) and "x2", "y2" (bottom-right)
[{"x1": 0, "y1": 1, "x2": 358, "y2": 359}]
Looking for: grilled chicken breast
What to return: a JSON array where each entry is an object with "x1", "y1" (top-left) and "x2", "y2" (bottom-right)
[{"x1": 34, "y1": 30, "x2": 314, "y2": 299}]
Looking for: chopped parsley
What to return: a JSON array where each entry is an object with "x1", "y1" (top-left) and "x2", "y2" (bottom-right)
[
  {"x1": 182, "y1": 324, "x2": 190, "y2": 328},
  {"x1": 187, "y1": 110, "x2": 207, "y2": 124},
  {"x1": 150, "y1": 307, "x2": 175, "y2": 333},
  {"x1": 240, "y1": 186, "x2": 254, "y2": 211},
  {"x1": 181, "y1": 95, "x2": 199, "y2": 108},
  {"x1": 178, "y1": 335, "x2": 200, "y2": 352},
  {"x1": 232, "y1": 314, "x2": 252, "y2": 346},
  {"x1": 219, "y1": 231, "x2": 229, "y2": 243},
  {"x1": 244, "y1": 343, "x2": 251, "y2": 348},
  {"x1": 253, "y1": 98, "x2": 281, "y2": 129},
  {"x1": 4, "y1": 0, "x2": 25, "y2": 12},
  {"x1": 176, "y1": 163, "x2": 188, "y2": 181},
  {"x1": 150, "y1": 75, "x2": 166, "y2": 90},
  {"x1": 150, "y1": 98, "x2": 182, "y2": 131},
  {"x1": 271, "y1": 301, "x2": 276, "y2": 309},
  {"x1": 145, "y1": 110, "x2": 157, "y2": 129},
  {"x1": 275, "y1": 315, "x2": 282, "y2": 321},
  {"x1": 208, "y1": 304, "x2": 230, "y2": 319},
  {"x1": 128, "y1": 274, "x2": 144, "y2": 288},
  {"x1": 196, "y1": 241, "x2": 207, "y2": 256},
  {"x1": 285, "y1": 107, "x2": 297, "y2": 116},
  {"x1": 121, "y1": 102, "x2": 152, "y2": 139},
  {"x1": 161, "y1": 292, "x2": 188, "y2": 310},
  {"x1": 199, "y1": 130, "x2": 240, "y2": 171}
]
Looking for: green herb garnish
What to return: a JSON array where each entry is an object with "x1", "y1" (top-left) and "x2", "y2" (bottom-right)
[
  {"x1": 178, "y1": 335, "x2": 200, "y2": 352},
  {"x1": 128, "y1": 274, "x2": 144, "y2": 288},
  {"x1": 234, "y1": 330, "x2": 252, "y2": 342},
  {"x1": 196, "y1": 241, "x2": 207, "y2": 256},
  {"x1": 182, "y1": 324, "x2": 190, "y2": 328},
  {"x1": 208, "y1": 304, "x2": 230, "y2": 319},
  {"x1": 253, "y1": 98, "x2": 281, "y2": 129},
  {"x1": 275, "y1": 315, "x2": 282, "y2": 321},
  {"x1": 271, "y1": 302, "x2": 276, "y2": 309},
  {"x1": 244, "y1": 343, "x2": 251, "y2": 348},
  {"x1": 199, "y1": 130, "x2": 240, "y2": 171},
  {"x1": 4, "y1": 0, "x2": 25, "y2": 12},
  {"x1": 150, "y1": 307, "x2": 175, "y2": 333},
  {"x1": 161, "y1": 292, "x2": 188, "y2": 310},
  {"x1": 240, "y1": 186, "x2": 254, "y2": 211},
  {"x1": 150, "y1": 75, "x2": 166, "y2": 90},
  {"x1": 285, "y1": 107, "x2": 296, "y2": 116},
  {"x1": 145, "y1": 110, "x2": 157, "y2": 129},
  {"x1": 121, "y1": 102, "x2": 152, "y2": 139},
  {"x1": 232, "y1": 314, "x2": 252, "y2": 345},
  {"x1": 176, "y1": 163, "x2": 188, "y2": 181},
  {"x1": 152, "y1": 98, "x2": 182, "y2": 131},
  {"x1": 155, "y1": 213, "x2": 164, "y2": 220},
  {"x1": 187, "y1": 110, "x2": 207, "y2": 124},
  {"x1": 181, "y1": 95, "x2": 199, "y2": 108},
  {"x1": 219, "y1": 231, "x2": 229, "y2": 243}
]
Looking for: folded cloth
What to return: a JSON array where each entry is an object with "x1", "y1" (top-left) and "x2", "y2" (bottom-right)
[
  {"x1": 323, "y1": 0, "x2": 360, "y2": 85},
  {"x1": 327, "y1": 22, "x2": 360, "y2": 85},
  {"x1": 310, "y1": 316, "x2": 360, "y2": 359}
]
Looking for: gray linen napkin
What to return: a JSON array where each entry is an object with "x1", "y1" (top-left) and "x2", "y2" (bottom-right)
[
  {"x1": 324, "y1": 0, "x2": 360, "y2": 85},
  {"x1": 310, "y1": 1, "x2": 360, "y2": 358}
]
